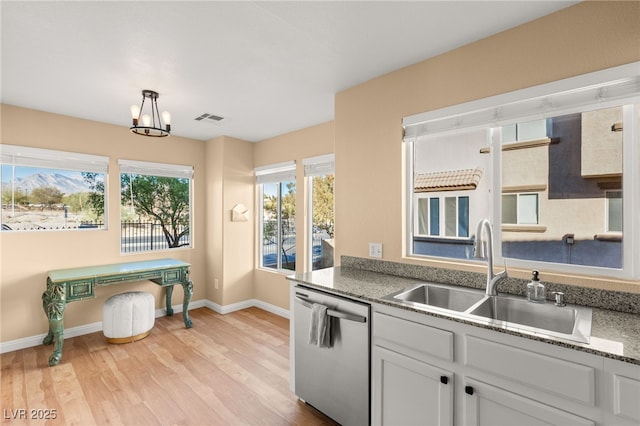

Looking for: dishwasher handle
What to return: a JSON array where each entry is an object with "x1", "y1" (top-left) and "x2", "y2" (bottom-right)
[{"x1": 295, "y1": 294, "x2": 367, "y2": 323}]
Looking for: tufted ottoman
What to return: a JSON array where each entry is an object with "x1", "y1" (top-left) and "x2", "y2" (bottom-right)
[{"x1": 103, "y1": 291, "x2": 155, "y2": 344}]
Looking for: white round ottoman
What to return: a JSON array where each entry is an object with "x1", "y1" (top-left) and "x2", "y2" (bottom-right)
[{"x1": 103, "y1": 291, "x2": 155, "y2": 344}]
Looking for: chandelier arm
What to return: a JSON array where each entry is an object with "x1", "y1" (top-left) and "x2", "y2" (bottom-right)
[
  {"x1": 152, "y1": 96, "x2": 161, "y2": 129},
  {"x1": 137, "y1": 95, "x2": 145, "y2": 121}
]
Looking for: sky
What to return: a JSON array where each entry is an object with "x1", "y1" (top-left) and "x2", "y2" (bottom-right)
[{"x1": 1, "y1": 165, "x2": 82, "y2": 182}]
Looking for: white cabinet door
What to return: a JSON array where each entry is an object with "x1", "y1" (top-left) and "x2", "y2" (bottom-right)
[
  {"x1": 373, "y1": 345, "x2": 453, "y2": 426},
  {"x1": 604, "y1": 358, "x2": 640, "y2": 426},
  {"x1": 463, "y1": 378, "x2": 594, "y2": 426}
]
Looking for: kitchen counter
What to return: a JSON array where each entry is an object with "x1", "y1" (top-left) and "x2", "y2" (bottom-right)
[{"x1": 288, "y1": 266, "x2": 640, "y2": 366}]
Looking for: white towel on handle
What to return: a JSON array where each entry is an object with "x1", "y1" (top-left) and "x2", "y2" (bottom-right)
[{"x1": 308, "y1": 303, "x2": 331, "y2": 348}]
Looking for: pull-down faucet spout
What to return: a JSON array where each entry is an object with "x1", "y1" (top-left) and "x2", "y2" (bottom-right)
[{"x1": 474, "y1": 219, "x2": 508, "y2": 296}]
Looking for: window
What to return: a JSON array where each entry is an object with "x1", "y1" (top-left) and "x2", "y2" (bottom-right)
[
  {"x1": 404, "y1": 62, "x2": 640, "y2": 279},
  {"x1": 417, "y1": 197, "x2": 438, "y2": 236},
  {"x1": 119, "y1": 160, "x2": 192, "y2": 253},
  {"x1": 256, "y1": 161, "x2": 297, "y2": 272},
  {"x1": 416, "y1": 195, "x2": 469, "y2": 237},
  {"x1": 606, "y1": 191, "x2": 622, "y2": 232},
  {"x1": 502, "y1": 193, "x2": 539, "y2": 225},
  {"x1": 409, "y1": 128, "x2": 488, "y2": 260},
  {"x1": 1, "y1": 145, "x2": 108, "y2": 231},
  {"x1": 304, "y1": 154, "x2": 335, "y2": 271}
]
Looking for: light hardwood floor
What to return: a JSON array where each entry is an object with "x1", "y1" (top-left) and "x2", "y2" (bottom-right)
[{"x1": 1, "y1": 307, "x2": 339, "y2": 425}]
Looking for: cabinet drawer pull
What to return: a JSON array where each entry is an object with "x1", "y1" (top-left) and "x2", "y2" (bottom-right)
[
  {"x1": 440, "y1": 376, "x2": 448, "y2": 385},
  {"x1": 465, "y1": 385, "x2": 474, "y2": 395}
]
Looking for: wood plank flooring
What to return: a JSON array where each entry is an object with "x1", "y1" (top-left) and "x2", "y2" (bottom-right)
[{"x1": 1, "y1": 307, "x2": 339, "y2": 425}]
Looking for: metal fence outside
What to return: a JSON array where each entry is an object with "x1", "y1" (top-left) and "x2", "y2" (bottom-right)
[
  {"x1": 262, "y1": 219, "x2": 296, "y2": 270},
  {"x1": 120, "y1": 221, "x2": 189, "y2": 253}
]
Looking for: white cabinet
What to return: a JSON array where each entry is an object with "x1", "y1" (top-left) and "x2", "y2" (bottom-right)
[
  {"x1": 603, "y1": 358, "x2": 640, "y2": 425},
  {"x1": 372, "y1": 311, "x2": 454, "y2": 426},
  {"x1": 462, "y1": 378, "x2": 594, "y2": 426},
  {"x1": 373, "y1": 346, "x2": 453, "y2": 426},
  {"x1": 371, "y1": 304, "x2": 612, "y2": 426}
]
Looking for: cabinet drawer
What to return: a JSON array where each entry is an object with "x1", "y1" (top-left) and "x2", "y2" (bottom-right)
[
  {"x1": 66, "y1": 280, "x2": 94, "y2": 300},
  {"x1": 96, "y1": 271, "x2": 162, "y2": 285},
  {"x1": 374, "y1": 312, "x2": 453, "y2": 361},
  {"x1": 162, "y1": 268, "x2": 183, "y2": 284},
  {"x1": 464, "y1": 335, "x2": 596, "y2": 405}
]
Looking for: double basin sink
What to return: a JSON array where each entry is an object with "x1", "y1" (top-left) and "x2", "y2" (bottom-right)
[{"x1": 383, "y1": 282, "x2": 592, "y2": 343}]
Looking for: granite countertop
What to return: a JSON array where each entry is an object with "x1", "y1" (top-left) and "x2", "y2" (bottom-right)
[{"x1": 288, "y1": 266, "x2": 640, "y2": 366}]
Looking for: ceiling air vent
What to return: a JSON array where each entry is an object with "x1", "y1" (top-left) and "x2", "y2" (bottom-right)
[{"x1": 194, "y1": 113, "x2": 225, "y2": 122}]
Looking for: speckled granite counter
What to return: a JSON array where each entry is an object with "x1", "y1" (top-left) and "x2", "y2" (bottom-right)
[{"x1": 288, "y1": 266, "x2": 640, "y2": 366}]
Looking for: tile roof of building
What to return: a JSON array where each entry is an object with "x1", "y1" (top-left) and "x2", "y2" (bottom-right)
[{"x1": 414, "y1": 167, "x2": 482, "y2": 192}]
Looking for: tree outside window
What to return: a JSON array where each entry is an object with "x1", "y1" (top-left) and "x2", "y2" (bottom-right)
[
  {"x1": 261, "y1": 181, "x2": 296, "y2": 271},
  {"x1": 310, "y1": 173, "x2": 334, "y2": 270},
  {"x1": 118, "y1": 160, "x2": 192, "y2": 253}
]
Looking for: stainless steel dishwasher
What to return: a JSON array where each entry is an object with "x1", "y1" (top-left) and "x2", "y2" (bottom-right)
[{"x1": 293, "y1": 285, "x2": 370, "y2": 426}]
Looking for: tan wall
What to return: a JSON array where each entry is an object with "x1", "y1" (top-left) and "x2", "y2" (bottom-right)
[
  {"x1": 502, "y1": 146, "x2": 548, "y2": 190},
  {"x1": 219, "y1": 137, "x2": 255, "y2": 306},
  {"x1": 253, "y1": 121, "x2": 334, "y2": 309},
  {"x1": 205, "y1": 137, "x2": 224, "y2": 305},
  {"x1": 581, "y1": 107, "x2": 623, "y2": 177},
  {"x1": 0, "y1": 104, "x2": 207, "y2": 342},
  {"x1": 3, "y1": 2, "x2": 640, "y2": 346},
  {"x1": 334, "y1": 1, "x2": 640, "y2": 291}
]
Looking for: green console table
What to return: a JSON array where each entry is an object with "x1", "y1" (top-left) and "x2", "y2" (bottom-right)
[{"x1": 42, "y1": 258, "x2": 193, "y2": 366}]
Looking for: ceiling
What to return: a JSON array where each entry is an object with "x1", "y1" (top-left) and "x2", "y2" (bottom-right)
[{"x1": 1, "y1": 1, "x2": 578, "y2": 142}]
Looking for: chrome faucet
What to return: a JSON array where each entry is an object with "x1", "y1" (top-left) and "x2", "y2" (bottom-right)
[{"x1": 473, "y1": 219, "x2": 508, "y2": 296}]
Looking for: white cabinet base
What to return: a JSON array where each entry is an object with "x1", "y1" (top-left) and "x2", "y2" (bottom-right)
[
  {"x1": 463, "y1": 378, "x2": 594, "y2": 426},
  {"x1": 373, "y1": 345, "x2": 453, "y2": 426}
]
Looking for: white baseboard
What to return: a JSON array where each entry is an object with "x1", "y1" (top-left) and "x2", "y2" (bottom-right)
[
  {"x1": 0, "y1": 298, "x2": 288, "y2": 354},
  {"x1": 204, "y1": 298, "x2": 290, "y2": 319},
  {"x1": 253, "y1": 299, "x2": 290, "y2": 319}
]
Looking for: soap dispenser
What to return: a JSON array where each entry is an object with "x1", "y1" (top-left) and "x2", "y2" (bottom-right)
[{"x1": 527, "y1": 270, "x2": 546, "y2": 303}]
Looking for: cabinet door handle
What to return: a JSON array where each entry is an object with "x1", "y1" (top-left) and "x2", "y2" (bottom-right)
[
  {"x1": 440, "y1": 376, "x2": 448, "y2": 385},
  {"x1": 465, "y1": 385, "x2": 474, "y2": 395}
]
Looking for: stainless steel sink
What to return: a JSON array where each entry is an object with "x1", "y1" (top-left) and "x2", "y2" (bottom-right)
[
  {"x1": 383, "y1": 283, "x2": 592, "y2": 344},
  {"x1": 383, "y1": 283, "x2": 486, "y2": 312},
  {"x1": 467, "y1": 294, "x2": 592, "y2": 343}
]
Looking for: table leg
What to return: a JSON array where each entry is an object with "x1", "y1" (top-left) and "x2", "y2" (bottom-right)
[
  {"x1": 165, "y1": 285, "x2": 174, "y2": 316},
  {"x1": 42, "y1": 280, "x2": 66, "y2": 366},
  {"x1": 181, "y1": 278, "x2": 193, "y2": 329}
]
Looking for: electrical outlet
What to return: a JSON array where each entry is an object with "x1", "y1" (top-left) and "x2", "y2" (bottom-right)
[
  {"x1": 369, "y1": 242, "x2": 383, "y2": 258},
  {"x1": 214, "y1": 278, "x2": 219, "y2": 290}
]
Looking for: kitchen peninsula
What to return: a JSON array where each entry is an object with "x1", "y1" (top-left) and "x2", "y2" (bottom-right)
[{"x1": 289, "y1": 257, "x2": 640, "y2": 426}]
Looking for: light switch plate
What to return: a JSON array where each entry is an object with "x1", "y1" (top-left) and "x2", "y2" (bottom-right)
[{"x1": 369, "y1": 242, "x2": 383, "y2": 258}]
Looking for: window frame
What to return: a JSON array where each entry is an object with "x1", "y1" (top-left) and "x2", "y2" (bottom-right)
[
  {"x1": 501, "y1": 193, "x2": 539, "y2": 225},
  {"x1": 0, "y1": 144, "x2": 109, "y2": 232},
  {"x1": 304, "y1": 153, "x2": 335, "y2": 272},
  {"x1": 404, "y1": 62, "x2": 640, "y2": 280},
  {"x1": 118, "y1": 159, "x2": 193, "y2": 254},
  {"x1": 414, "y1": 194, "x2": 469, "y2": 239},
  {"x1": 256, "y1": 161, "x2": 297, "y2": 273}
]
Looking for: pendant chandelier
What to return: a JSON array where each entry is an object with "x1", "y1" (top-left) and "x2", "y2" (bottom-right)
[{"x1": 130, "y1": 90, "x2": 171, "y2": 137}]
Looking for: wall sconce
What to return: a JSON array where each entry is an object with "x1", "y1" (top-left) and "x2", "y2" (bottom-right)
[{"x1": 231, "y1": 204, "x2": 249, "y2": 222}]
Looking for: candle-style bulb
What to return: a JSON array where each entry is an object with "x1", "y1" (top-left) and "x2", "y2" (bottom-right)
[
  {"x1": 130, "y1": 105, "x2": 140, "y2": 119},
  {"x1": 162, "y1": 111, "x2": 171, "y2": 125}
]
